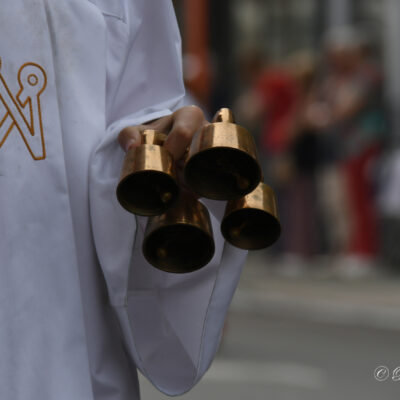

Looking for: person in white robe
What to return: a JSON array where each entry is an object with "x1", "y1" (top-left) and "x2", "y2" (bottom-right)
[{"x1": 0, "y1": 1, "x2": 247, "y2": 399}]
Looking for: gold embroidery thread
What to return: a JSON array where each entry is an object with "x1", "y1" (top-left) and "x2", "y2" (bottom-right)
[{"x1": 0, "y1": 60, "x2": 47, "y2": 161}]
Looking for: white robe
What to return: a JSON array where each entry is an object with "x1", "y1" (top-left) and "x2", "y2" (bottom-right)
[{"x1": 0, "y1": 1, "x2": 247, "y2": 399}]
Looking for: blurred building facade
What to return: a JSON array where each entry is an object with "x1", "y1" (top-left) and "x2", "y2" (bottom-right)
[{"x1": 173, "y1": 0, "x2": 400, "y2": 136}]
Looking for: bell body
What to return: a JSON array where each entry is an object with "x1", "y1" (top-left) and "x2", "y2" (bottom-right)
[
  {"x1": 117, "y1": 130, "x2": 179, "y2": 216},
  {"x1": 184, "y1": 108, "x2": 262, "y2": 200},
  {"x1": 221, "y1": 182, "x2": 281, "y2": 250},
  {"x1": 143, "y1": 192, "x2": 215, "y2": 273}
]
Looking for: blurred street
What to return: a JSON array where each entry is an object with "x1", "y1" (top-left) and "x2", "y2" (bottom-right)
[{"x1": 140, "y1": 252, "x2": 400, "y2": 400}]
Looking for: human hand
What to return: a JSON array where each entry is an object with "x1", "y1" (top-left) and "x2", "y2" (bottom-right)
[{"x1": 118, "y1": 105, "x2": 207, "y2": 162}]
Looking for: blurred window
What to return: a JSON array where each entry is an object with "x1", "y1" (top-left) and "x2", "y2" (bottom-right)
[
  {"x1": 232, "y1": 0, "x2": 319, "y2": 61},
  {"x1": 353, "y1": 0, "x2": 384, "y2": 53}
]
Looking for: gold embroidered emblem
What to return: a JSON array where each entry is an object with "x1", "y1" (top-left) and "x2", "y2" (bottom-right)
[{"x1": 0, "y1": 60, "x2": 47, "y2": 160}]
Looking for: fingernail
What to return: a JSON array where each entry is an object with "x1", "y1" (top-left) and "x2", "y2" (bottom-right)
[{"x1": 125, "y1": 138, "x2": 138, "y2": 152}]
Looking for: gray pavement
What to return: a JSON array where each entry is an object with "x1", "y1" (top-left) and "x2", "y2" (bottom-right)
[{"x1": 139, "y1": 252, "x2": 400, "y2": 400}]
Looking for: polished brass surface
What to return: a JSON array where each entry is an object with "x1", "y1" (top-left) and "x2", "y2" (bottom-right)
[
  {"x1": 116, "y1": 130, "x2": 179, "y2": 216},
  {"x1": 184, "y1": 108, "x2": 262, "y2": 200},
  {"x1": 141, "y1": 130, "x2": 167, "y2": 146},
  {"x1": 221, "y1": 182, "x2": 281, "y2": 250},
  {"x1": 143, "y1": 192, "x2": 215, "y2": 273}
]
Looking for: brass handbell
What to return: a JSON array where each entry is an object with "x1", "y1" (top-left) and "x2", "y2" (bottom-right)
[
  {"x1": 117, "y1": 130, "x2": 179, "y2": 216},
  {"x1": 221, "y1": 182, "x2": 281, "y2": 250},
  {"x1": 143, "y1": 191, "x2": 215, "y2": 273},
  {"x1": 184, "y1": 108, "x2": 262, "y2": 200}
]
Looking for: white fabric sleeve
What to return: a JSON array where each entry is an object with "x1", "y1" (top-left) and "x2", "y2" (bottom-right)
[{"x1": 89, "y1": 0, "x2": 247, "y2": 395}]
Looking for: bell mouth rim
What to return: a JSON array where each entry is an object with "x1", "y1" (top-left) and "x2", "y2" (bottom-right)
[
  {"x1": 184, "y1": 147, "x2": 262, "y2": 201},
  {"x1": 116, "y1": 169, "x2": 179, "y2": 216},
  {"x1": 143, "y1": 222, "x2": 215, "y2": 274},
  {"x1": 118, "y1": 167, "x2": 177, "y2": 183},
  {"x1": 221, "y1": 207, "x2": 281, "y2": 250}
]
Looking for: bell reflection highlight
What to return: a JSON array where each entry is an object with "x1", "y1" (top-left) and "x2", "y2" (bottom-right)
[
  {"x1": 143, "y1": 192, "x2": 215, "y2": 273},
  {"x1": 184, "y1": 108, "x2": 262, "y2": 200},
  {"x1": 221, "y1": 183, "x2": 281, "y2": 250},
  {"x1": 117, "y1": 130, "x2": 179, "y2": 216}
]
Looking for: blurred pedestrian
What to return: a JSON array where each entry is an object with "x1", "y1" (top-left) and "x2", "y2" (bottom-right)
[
  {"x1": 283, "y1": 51, "x2": 321, "y2": 262},
  {"x1": 235, "y1": 49, "x2": 322, "y2": 268},
  {"x1": 304, "y1": 27, "x2": 386, "y2": 275},
  {"x1": 234, "y1": 51, "x2": 298, "y2": 261}
]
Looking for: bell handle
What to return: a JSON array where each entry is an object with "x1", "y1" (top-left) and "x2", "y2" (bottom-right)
[
  {"x1": 141, "y1": 129, "x2": 168, "y2": 146},
  {"x1": 212, "y1": 108, "x2": 235, "y2": 124}
]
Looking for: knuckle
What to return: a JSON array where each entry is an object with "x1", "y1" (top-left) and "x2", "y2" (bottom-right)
[
  {"x1": 117, "y1": 129, "x2": 128, "y2": 144},
  {"x1": 121, "y1": 126, "x2": 137, "y2": 138},
  {"x1": 118, "y1": 126, "x2": 141, "y2": 149},
  {"x1": 186, "y1": 105, "x2": 205, "y2": 120},
  {"x1": 175, "y1": 125, "x2": 193, "y2": 141}
]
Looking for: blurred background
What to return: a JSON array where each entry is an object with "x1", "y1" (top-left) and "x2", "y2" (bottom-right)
[{"x1": 141, "y1": 1, "x2": 400, "y2": 399}]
